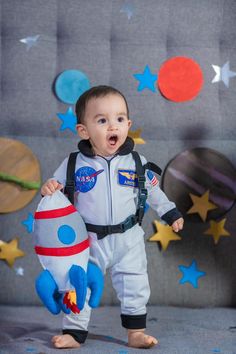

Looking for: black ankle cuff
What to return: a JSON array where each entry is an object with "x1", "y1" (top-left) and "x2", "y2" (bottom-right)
[
  {"x1": 62, "y1": 329, "x2": 88, "y2": 344},
  {"x1": 121, "y1": 313, "x2": 147, "y2": 329}
]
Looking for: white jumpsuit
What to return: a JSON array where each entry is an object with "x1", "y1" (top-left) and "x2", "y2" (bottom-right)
[{"x1": 53, "y1": 139, "x2": 181, "y2": 342}]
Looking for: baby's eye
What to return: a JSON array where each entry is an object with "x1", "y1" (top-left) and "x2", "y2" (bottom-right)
[
  {"x1": 98, "y1": 118, "x2": 107, "y2": 124},
  {"x1": 117, "y1": 116, "x2": 125, "y2": 122}
]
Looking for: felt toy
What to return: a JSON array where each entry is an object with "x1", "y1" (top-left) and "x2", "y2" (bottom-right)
[{"x1": 33, "y1": 190, "x2": 103, "y2": 315}]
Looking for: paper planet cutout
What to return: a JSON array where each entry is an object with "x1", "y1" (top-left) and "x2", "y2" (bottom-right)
[
  {"x1": 161, "y1": 148, "x2": 236, "y2": 220},
  {"x1": 0, "y1": 138, "x2": 41, "y2": 213},
  {"x1": 158, "y1": 56, "x2": 204, "y2": 102},
  {"x1": 55, "y1": 70, "x2": 90, "y2": 104}
]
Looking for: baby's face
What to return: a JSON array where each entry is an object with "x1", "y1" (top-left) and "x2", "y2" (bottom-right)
[{"x1": 78, "y1": 93, "x2": 132, "y2": 157}]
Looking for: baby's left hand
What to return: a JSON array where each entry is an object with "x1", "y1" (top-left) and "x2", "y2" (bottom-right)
[{"x1": 172, "y1": 217, "x2": 184, "y2": 232}]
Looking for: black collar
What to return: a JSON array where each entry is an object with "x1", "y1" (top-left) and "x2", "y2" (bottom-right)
[{"x1": 77, "y1": 137, "x2": 135, "y2": 157}]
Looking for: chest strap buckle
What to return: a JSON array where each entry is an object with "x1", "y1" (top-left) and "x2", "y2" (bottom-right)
[{"x1": 85, "y1": 214, "x2": 138, "y2": 240}]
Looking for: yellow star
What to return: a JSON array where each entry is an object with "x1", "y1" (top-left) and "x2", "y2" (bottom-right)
[
  {"x1": 148, "y1": 220, "x2": 181, "y2": 251},
  {"x1": 187, "y1": 190, "x2": 217, "y2": 222},
  {"x1": 204, "y1": 218, "x2": 230, "y2": 244},
  {"x1": 128, "y1": 128, "x2": 146, "y2": 145},
  {"x1": 0, "y1": 237, "x2": 25, "y2": 267}
]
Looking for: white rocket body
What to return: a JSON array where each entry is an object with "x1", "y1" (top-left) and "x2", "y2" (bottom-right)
[{"x1": 33, "y1": 191, "x2": 89, "y2": 292}]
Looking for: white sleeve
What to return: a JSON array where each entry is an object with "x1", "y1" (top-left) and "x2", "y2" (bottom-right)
[
  {"x1": 52, "y1": 157, "x2": 69, "y2": 187},
  {"x1": 140, "y1": 155, "x2": 176, "y2": 218}
]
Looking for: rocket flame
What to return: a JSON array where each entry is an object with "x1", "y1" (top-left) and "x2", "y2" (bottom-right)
[{"x1": 63, "y1": 291, "x2": 80, "y2": 314}]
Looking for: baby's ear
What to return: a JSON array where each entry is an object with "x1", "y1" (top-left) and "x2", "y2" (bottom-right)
[
  {"x1": 76, "y1": 124, "x2": 89, "y2": 139},
  {"x1": 128, "y1": 119, "x2": 132, "y2": 129}
]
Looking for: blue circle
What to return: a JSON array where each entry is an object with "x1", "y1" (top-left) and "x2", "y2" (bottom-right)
[
  {"x1": 57, "y1": 225, "x2": 76, "y2": 245},
  {"x1": 75, "y1": 166, "x2": 103, "y2": 193},
  {"x1": 55, "y1": 70, "x2": 90, "y2": 104}
]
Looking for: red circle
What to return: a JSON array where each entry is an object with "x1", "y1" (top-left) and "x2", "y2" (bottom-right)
[{"x1": 158, "y1": 56, "x2": 204, "y2": 102}]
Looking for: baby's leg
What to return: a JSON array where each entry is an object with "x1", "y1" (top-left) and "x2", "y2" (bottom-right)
[
  {"x1": 111, "y1": 238, "x2": 158, "y2": 349},
  {"x1": 52, "y1": 292, "x2": 92, "y2": 348}
]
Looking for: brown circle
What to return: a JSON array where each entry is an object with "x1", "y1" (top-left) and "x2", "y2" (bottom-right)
[
  {"x1": 162, "y1": 148, "x2": 236, "y2": 221},
  {"x1": 0, "y1": 138, "x2": 41, "y2": 213}
]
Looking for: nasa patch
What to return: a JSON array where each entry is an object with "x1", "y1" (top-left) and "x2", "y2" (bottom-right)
[
  {"x1": 118, "y1": 169, "x2": 138, "y2": 188},
  {"x1": 75, "y1": 166, "x2": 104, "y2": 193}
]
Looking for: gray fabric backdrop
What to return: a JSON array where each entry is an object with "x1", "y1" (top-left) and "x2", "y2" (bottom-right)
[{"x1": 0, "y1": 0, "x2": 235, "y2": 307}]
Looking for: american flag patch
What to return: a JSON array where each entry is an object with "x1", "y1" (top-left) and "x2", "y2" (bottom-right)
[{"x1": 147, "y1": 170, "x2": 159, "y2": 186}]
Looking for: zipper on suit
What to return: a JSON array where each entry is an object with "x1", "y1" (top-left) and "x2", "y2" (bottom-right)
[{"x1": 99, "y1": 155, "x2": 116, "y2": 224}]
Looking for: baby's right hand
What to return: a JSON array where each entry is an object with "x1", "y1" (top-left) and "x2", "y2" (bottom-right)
[{"x1": 41, "y1": 179, "x2": 64, "y2": 196}]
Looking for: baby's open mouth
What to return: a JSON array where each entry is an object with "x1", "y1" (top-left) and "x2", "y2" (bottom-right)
[{"x1": 108, "y1": 134, "x2": 118, "y2": 146}]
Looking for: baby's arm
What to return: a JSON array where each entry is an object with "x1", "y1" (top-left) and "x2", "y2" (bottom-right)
[
  {"x1": 147, "y1": 183, "x2": 184, "y2": 231},
  {"x1": 141, "y1": 157, "x2": 184, "y2": 231},
  {"x1": 41, "y1": 179, "x2": 64, "y2": 196}
]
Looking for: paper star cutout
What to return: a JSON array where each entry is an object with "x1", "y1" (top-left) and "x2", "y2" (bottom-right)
[
  {"x1": 134, "y1": 65, "x2": 158, "y2": 92},
  {"x1": 22, "y1": 213, "x2": 34, "y2": 233},
  {"x1": 179, "y1": 259, "x2": 206, "y2": 288},
  {"x1": 187, "y1": 190, "x2": 217, "y2": 222},
  {"x1": 20, "y1": 35, "x2": 40, "y2": 51},
  {"x1": 0, "y1": 238, "x2": 25, "y2": 267},
  {"x1": 120, "y1": 3, "x2": 134, "y2": 20},
  {"x1": 212, "y1": 61, "x2": 236, "y2": 87},
  {"x1": 15, "y1": 266, "x2": 24, "y2": 276},
  {"x1": 204, "y1": 218, "x2": 230, "y2": 244},
  {"x1": 128, "y1": 128, "x2": 146, "y2": 144},
  {"x1": 149, "y1": 220, "x2": 181, "y2": 251},
  {"x1": 57, "y1": 107, "x2": 77, "y2": 134}
]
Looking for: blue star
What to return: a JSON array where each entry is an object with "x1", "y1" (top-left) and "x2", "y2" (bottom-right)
[
  {"x1": 120, "y1": 3, "x2": 134, "y2": 20},
  {"x1": 134, "y1": 65, "x2": 158, "y2": 92},
  {"x1": 22, "y1": 213, "x2": 34, "y2": 233},
  {"x1": 179, "y1": 260, "x2": 206, "y2": 288},
  {"x1": 57, "y1": 107, "x2": 77, "y2": 134},
  {"x1": 20, "y1": 35, "x2": 40, "y2": 51}
]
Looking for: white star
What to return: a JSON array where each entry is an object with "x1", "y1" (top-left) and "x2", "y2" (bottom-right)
[
  {"x1": 212, "y1": 61, "x2": 236, "y2": 87},
  {"x1": 120, "y1": 3, "x2": 134, "y2": 20},
  {"x1": 15, "y1": 267, "x2": 24, "y2": 276},
  {"x1": 20, "y1": 35, "x2": 40, "y2": 51}
]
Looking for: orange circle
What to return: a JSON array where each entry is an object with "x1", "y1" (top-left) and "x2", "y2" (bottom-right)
[{"x1": 158, "y1": 56, "x2": 204, "y2": 102}]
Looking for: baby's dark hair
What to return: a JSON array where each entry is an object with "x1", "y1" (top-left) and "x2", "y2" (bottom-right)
[{"x1": 75, "y1": 85, "x2": 129, "y2": 124}]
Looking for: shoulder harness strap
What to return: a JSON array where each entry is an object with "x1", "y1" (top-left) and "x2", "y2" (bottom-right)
[
  {"x1": 144, "y1": 162, "x2": 162, "y2": 176},
  {"x1": 131, "y1": 151, "x2": 147, "y2": 225},
  {"x1": 131, "y1": 151, "x2": 162, "y2": 225},
  {"x1": 64, "y1": 151, "x2": 79, "y2": 205}
]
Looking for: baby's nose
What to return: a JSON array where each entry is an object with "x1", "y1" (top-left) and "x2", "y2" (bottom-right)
[{"x1": 108, "y1": 121, "x2": 118, "y2": 129}]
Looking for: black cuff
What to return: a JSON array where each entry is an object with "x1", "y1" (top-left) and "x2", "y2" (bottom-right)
[
  {"x1": 62, "y1": 329, "x2": 88, "y2": 344},
  {"x1": 161, "y1": 207, "x2": 182, "y2": 225},
  {"x1": 121, "y1": 313, "x2": 147, "y2": 329}
]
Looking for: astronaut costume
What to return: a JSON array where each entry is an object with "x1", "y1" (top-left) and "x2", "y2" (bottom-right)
[{"x1": 53, "y1": 137, "x2": 182, "y2": 343}]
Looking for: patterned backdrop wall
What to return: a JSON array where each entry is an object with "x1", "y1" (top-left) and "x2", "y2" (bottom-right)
[{"x1": 0, "y1": 0, "x2": 236, "y2": 307}]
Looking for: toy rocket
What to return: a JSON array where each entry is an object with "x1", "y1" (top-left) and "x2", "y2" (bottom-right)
[{"x1": 33, "y1": 190, "x2": 103, "y2": 315}]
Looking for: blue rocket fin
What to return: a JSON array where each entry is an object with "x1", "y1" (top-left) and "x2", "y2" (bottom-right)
[
  {"x1": 56, "y1": 293, "x2": 71, "y2": 314},
  {"x1": 35, "y1": 270, "x2": 69, "y2": 315},
  {"x1": 87, "y1": 262, "x2": 104, "y2": 308},
  {"x1": 69, "y1": 265, "x2": 87, "y2": 311}
]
